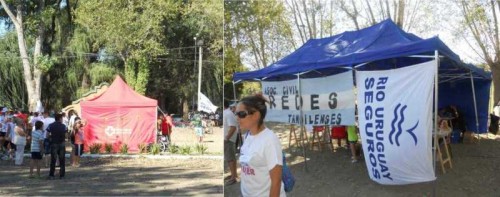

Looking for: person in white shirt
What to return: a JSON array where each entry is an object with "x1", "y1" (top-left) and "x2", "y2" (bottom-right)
[
  {"x1": 42, "y1": 112, "x2": 55, "y2": 167},
  {"x1": 236, "y1": 94, "x2": 285, "y2": 197},
  {"x1": 13, "y1": 117, "x2": 27, "y2": 165},
  {"x1": 224, "y1": 101, "x2": 239, "y2": 185},
  {"x1": 30, "y1": 112, "x2": 43, "y2": 132}
]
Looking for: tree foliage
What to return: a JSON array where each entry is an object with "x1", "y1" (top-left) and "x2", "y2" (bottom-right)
[{"x1": 0, "y1": 0, "x2": 223, "y2": 115}]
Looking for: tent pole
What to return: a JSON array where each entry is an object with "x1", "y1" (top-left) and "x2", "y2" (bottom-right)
[
  {"x1": 433, "y1": 50, "x2": 439, "y2": 196},
  {"x1": 297, "y1": 74, "x2": 308, "y2": 172},
  {"x1": 470, "y1": 71, "x2": 480, "y2": 140},
  {"x1": 232, "y1": 81, "x2": 237, "y2": 101}
]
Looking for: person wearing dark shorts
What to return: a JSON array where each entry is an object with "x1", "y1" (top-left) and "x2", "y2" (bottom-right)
[
  {"x1": 75, "y1": 144, "x2": 84, "y2": 156},
  {"x1": 43, "y1": 138, "x2": 51, "y2": 166},
  {"x1": 30, "y1": 121, "x2": 44, "y2": 178},
  {"x1": 223, "y1": 101, "x2": 239, "y2": 186},
  {"x1": 47, "y1": 114, "x2": 68, "y2": 179}
]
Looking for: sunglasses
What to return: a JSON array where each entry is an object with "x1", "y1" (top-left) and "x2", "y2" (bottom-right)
[{"x1": 234, "y1": 111, "x2": 254, "y2": 119}]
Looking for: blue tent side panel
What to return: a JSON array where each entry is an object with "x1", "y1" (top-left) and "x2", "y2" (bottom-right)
[{"x1": 438, "y1": 79, "x2": 491, "y2": 133}]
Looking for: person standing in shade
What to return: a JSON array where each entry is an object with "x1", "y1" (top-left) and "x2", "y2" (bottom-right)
[
  {"x1": 237, "y1": 94, "x2": 285, "y2": 197},
  {"x1": 224, "y1": 100, "x2": 239, "y2": 186},
  {"x1": 42, "y1": 112, "x2": 55, "y2": 167},
  {"x1": 13, "y1": 117, "x2": 27, "y2": 166},
  {"x1": 30, "y1": 121, "x2": 44, "y2": 178},
  {"x1": 72, "y1": 120, "x2": 86, "y2": 167},
  {"x1": 347, "y1": 124, "x2": 359, "y2": 163},
  {"x1": 46, "y1": 114, "x2": 68, "y2": 179}
]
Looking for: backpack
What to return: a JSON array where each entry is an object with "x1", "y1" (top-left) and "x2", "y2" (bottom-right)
[{"x1": 282, "y1": 151, "x2": 295, "y2": 192}]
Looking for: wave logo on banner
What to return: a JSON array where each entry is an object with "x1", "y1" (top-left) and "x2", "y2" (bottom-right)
[
  {"x1": 356, "y1": 60, "x2": 436, "y2": 185},
  {"x1": 389, "y1": 103, "x2": 419, "y2": 146}
]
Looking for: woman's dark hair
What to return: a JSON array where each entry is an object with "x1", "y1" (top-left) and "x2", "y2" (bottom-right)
[
  {"x1": 35, "y1": 121, "x2": 44, "y2": 130},
  {"x1": 239, "y1": 93, "x2": 268, "y2": 126}
]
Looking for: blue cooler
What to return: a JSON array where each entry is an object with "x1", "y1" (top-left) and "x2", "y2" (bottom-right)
[{"x1": 450, "y1": 131, "x2": 461, "y2": 144}]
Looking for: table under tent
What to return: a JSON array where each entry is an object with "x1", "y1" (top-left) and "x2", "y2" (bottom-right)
[{"x1": 233, "y1": 19, "x2": 491, "y2": 184}]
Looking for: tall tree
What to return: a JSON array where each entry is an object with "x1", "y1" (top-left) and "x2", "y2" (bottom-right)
[
  {"x1": 225, "y1": 0, "x2": 293, "y2": 69},
  {"x1": 458, "y1": 0, "x2": 500, "y2": 102},
  {"x1": 75, "y1": 0, "x2": 178, "y2": 94},
  {"x1": 0, "y1": 31, "x2": 26, "y2": 109},
  {"x1": 0, "y1": 0, "x2": 60, "y2": 111}
]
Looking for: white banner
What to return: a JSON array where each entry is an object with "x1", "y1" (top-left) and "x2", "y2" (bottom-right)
[
  {"x1": 261, "y1": 71, "x2": 355, "y2": 126},
  {"x1": 198, "y1": 93, "x2": 218, "y2": 113},
  {"x1": 356, "y1": 60, "x2": 436, "y2": 185}
]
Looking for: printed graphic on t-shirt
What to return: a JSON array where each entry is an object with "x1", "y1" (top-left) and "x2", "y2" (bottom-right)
[{"x1": 241, "y1": 162, "x2": 255, "y2": 176}]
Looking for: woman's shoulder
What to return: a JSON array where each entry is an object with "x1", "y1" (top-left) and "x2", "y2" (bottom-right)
[{"x1": 261, "y1": 128, "x2": 280, "y2": 141}]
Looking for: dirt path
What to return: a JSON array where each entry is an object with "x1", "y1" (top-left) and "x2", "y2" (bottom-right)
[
  {"x1": 224, "y1": 123, "x2": 500, "y2": 196},
  {"x1": 0, "y1": 157, "x2": 222, "y2": 196},
  {"x1": 0, "y1": 125, "x2": 224, "y2": 196}
]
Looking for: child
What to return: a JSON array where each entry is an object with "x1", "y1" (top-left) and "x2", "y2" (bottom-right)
[
  {"x1": 72, "y1": 120, "x2": 85, "y2": 167},
  {"x1": 347, "y1": 125, "x2": 359, "y2": 163},
  {"x1": 192, "y1": 113, "x2": 204, "y2": 143},
  {"x1": 30, "y1": 121, "x2": 44, "y2": 178}
]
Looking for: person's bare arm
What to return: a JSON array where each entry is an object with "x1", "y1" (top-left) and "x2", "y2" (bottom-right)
[
  {"x1": 225, "y1": 126, "x2": 236, "y2": 141},
  {"x1": 269, "y1": 165, "x2": 283, "y2": 197},
  {"x1": 16, "y1": 127, "x2": 26, "y2": 136}
]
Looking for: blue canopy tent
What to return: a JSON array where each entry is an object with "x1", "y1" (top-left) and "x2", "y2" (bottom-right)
[{"x1": 233, "y1": 19, "x2": 491, "y2": 134}]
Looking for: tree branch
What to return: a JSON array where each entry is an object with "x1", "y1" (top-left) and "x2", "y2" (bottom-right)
[{"x1": 0, "y1": 0, "x2": 19, "y2": 27}]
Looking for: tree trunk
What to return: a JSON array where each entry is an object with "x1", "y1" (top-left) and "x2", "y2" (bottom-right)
[
  {"x1": 31, "y1": 0, "x2": 45, "y2": 112},
  {"x1": 182, "y1": 96, "x2": 189, "y2": 121},
  {"x1": 396, "y1": 0, "x2": 405, "y2": 28},
  {"x1": 302, "y1": 0, "x2": 313, "y2": 39},
  {"x1": 491, "y1": 62, "x2": 500, "y2": 104}
]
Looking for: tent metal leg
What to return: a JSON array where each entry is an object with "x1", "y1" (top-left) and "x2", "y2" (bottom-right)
[
  {"x1": 297, "y1": 74, "x2": 308, "y2": 172},
  {"x1": 433, "y1": 50, "x2": 439, "y2": 196},
  {"x1": 470, "y1": 71, "x2": 480, "y2": 141}
]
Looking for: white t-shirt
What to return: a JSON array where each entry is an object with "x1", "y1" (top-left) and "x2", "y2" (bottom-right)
[
  {"x1": 42, "y1": 117, "x2": 55, "y2": 139},
  {"x1": 240, "y1": 128, "x2": 286, "y2": 197},
  {"x1": 223, "y1": 108, "x2": 238, "y2": 142},
  {"x1": 30, "y1": 115, "x2": 43, "y2": 131},
  {"x1": 14, "y1": 126, "x2": 26, "y2": 146},
  {"x1": 494, "y1": 106, "x2": 500, "y2": 117}
]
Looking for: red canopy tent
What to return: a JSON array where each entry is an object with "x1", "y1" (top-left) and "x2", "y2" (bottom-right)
[{"x1": 81, "y1": 76, "x2": 157, "y2": 153}]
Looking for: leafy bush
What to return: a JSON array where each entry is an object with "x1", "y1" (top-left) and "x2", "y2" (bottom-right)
[
  {"x1": 138, "y1": 143, "x2": 148, "y2": 154},
  {"x1": 195, "y1": 143, "x2": 208, "y2": 155},
  {"x1": 180, "y1": 145, "x2": 192, "y2": 155},
  {"x1": 89, "y1": 143, "x2": 102, "y2": 154},
  {"x1": 168, "y1": 144, "x2": 179, "y2": 154},
  {"x1": 149, "y1": 143, "x2": 161, "y2": 155},
  {"x1": 120, "y1": 143, "x2": 129, "y2": 154},
  {"x1": 105, "y1": 143, "x2": 113, "y2": 153}
]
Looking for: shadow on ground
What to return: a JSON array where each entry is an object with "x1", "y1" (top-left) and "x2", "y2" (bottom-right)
[
  {"x1": 0, "y1": 157, "x2": 223, "y2": 196},
  {"x1": 224, "y1": 122, "x2": 500, "y2": 197}
]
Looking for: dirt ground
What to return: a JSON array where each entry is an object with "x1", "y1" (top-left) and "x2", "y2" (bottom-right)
[
  {"x1": 0, "y1": 126, "x2": 224, "y2": 196},
  {"x1": 224, "y1": 122, "x2": 500, "y2": 197}
]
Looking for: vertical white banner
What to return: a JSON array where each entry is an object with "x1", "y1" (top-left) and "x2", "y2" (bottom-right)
[
  {"x1": 261, "y1": 71, "x2": 356, "y2": 126},
  {"x1": 356, "y1": 60, "x2": 436, "y2": 185}
]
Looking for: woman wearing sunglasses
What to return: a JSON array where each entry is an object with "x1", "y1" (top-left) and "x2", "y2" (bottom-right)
[{"x1": 237, "y1": 94, "x2": 285, "y2": 197}]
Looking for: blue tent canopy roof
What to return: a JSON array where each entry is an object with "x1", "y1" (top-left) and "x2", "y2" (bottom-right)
[{"x1": 233, "y1": 19, "x2": 491, "y2": 82}]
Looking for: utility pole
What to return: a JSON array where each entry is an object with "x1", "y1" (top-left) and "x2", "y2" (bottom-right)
[
  {"x1": 197, "y1": 40, "x2": 204, "y2": 112},
  {"x1": 193, "y1": 36, "x2": 197, "y2": 112}
]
